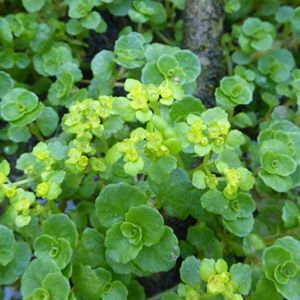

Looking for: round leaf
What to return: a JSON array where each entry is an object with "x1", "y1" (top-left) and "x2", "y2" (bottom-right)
[
  {"x1": 96, "y1": 183, "x2": 147, "y2": 228},
  {"x1": 125, "y1": 205, "x2": 165, "y2": 246},
  {"x1": 133, "y1": 227, "x2": 179, "y2": 273},
  {"x1": 0, "y1": 225, "x2": 16, "y2": 266}
]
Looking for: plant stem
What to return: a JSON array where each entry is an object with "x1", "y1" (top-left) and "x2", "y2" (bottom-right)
[
  {"x1": 29, "y1": 123, "x2": 44, "y2": 142},
  {"x1": 189, "y1": 152, "x2": 211, "y2": 176},
  {"x1": 149, "y1": 102, "x2": 161, "y2": 116},
  {"x1": 114, "y1": 82, "x2": 124, "y2": 87},
  {"x1": 14, "y1": 178, "x2": 35, "y2": 186},
  {"x1": 155, "y1": 31, "x2": 173, "y2": 45},
  {"x1": 147, "y1": 285, "x2": 178, "y2": 300},
  {"x1": 80, "y1": 79, "x2": 91, "y2": 84},
  {"x1": 176, "y1": 153, "x2": 185, "y2": 168},
  {"x1": 263, "y1": 228, "x2": 300, "y2": 245}
]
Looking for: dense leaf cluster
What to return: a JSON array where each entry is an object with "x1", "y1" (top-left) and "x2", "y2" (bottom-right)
[{"x1": 0, "y1": 0, "x2": 299, "y2": 299}]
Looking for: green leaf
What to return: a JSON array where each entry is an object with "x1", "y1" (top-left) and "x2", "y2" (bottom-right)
[
  {"x1": 199, "y1": 258, "x2": 216, "y2": 281},
  {"x1": 187, "y1": 224, "x2": 215, "y2": 250},
  {"x1": 102, "y1": 281, "x2": 128, "y2": 300},
  {"x1": 238, "y1": 167, "x2": 255, "y2": 191},
  {"x1": 133, "y1": 227, "x2": 179, "y2": 273},
  {"x1": 81, "y1": 11, "x2": 102, "y2": 29},
  {"x1": 0, "y1": 71, "x2": 14, "y2": 98},
  {"x1": 0, "y1": 17, "x2": 13, "y2": 47},
  {"x1": 34, "y1": 234, "x2": 72, "y2": 269},
  {"x1": 222, "y1": 216, "x2": 254, "y2": 237},
  {"x1": 107, "y1": 0, "x2": 131, "y2": 16},
  {"x1": 22, "y1": 0, "x2": 45, "y2": 12},
  {"x1": 275, "y1": 237, "x2": 300, "y2": 266},
  {"x1": 0, "y1": 225, "x2": 16, "y2": 266},
  {"x1": 153, "y1": 168, "x2": 193, "y2": 219},
  {"x1": 40, "y1": 272, "x2": 70, "y2": 300},
  {"x1": 170, "y1": 0, "x2": 185, "y2": 9},
  {"x1": 292, "y1": 7, "x2": 300, "y2": 31},
  {"x1": 66, "y1": 19, "x2": 83, "y2": 35},
  {"x1": 36, "y1": 107, "x2": 59, "y2": 137},
  {"x1": 258, "y1": 49, "x2": 295, "y2": 83},
  {"x1": 1, "y1": 88, "x2": 39, "y2": 121},
  {"x1": 216, "y1": 76, "x2": 253, "y2": 108},
  {"x1": 282, "y1": 201, "x2": 300, "y2": 228},
  {"x1": 201, "y1": 107, "x2": 228, "y2": 125},
  {"x1": 8, "y1": 125, "x2": 31, "y2": 143},
  {"x1": 251, "y1": 276, "x2": 283, "y2": 300},
  {"x1": 112, "y1": 97, "x2": 135, "y2": 122},
  {"x1": 42, "y1": 214, "x2": 78, "y2": 248},
  {"x1": 125, "y1": 205, "x2": 165, "y2": 246},
  {"x1": 0, "y1": 49, "x2": 14, "y2": 69},
  {"x1": 68, "y1": 0, "x2": 93, "y2": 18},
  {"x1": 275, "y1": 272, "x2": 300, "y2": 300},
  {"x1": 192, "y1": 170, "x2": 206, "y2": 190},
  {"x1": 114, "y1": 32, "x2": 145, "y2": 69},
  {"x1": 1, "y1": 102, "x2": 21, "y2": 121},
  {"x1": 124, "y1": 157, "x2": 144, "y2": 176},
  {"x1": 259, "y1": 170, "x2": 293, "y2": 193},
  {"x1": 105, "y1": 223, "x2": 142, "y2": 264},
  {"x1": 77, "y1": 228, "x2": 106, "y2": 268},
  {"x1": 0, "y1": 241, "x2": 31, "y2": 285},
  {"x1": 157, "y1": 54, "x2": 179, "y2": 78},
  {"x1": 230, "y1": 263, "x2": 252, "y2": 295},
  {"x1": 174, "y1": 50, "x2": 201, "y2": 84},
  {"x1": 72, "y1": 264, "x2": 105, "y2": 300},
  {"x1": 169, "y1": 95, "x2": 205, "y2": 122},
  {"x1": 96, "y1": 182, "x2": 147, "y2": 228},
  {"x1": 142, "y1": 62, "x2": 165, "y2": 85},
  {"x1": 147, "y1": 155, "x2": 177, "y2": 184},
  {"x1": 145, "y1": 44, "x2": 178, "y2": 62},
  {"x1": 225, "y1": 130, "x2": 245, "y2": 149},
  {"x1": 263, "y1": 245, "x2": 293, "y2": 283},
  {"x1": 10, "y1": 102, "x2": 44, "y2": 127},
  {"x1": 201, "y1": 189, "x2": 228, "y2": 215},
  {"x1": 0, "y1": 160, "x2": 10, "y2": 175},
  {"x1": 261, "y1": 152, "x2": 297, "y2": 177},
  {"x1": 223, "y1": 193, "x2": 256, "y2": 221},
  {"x1": 21, "y1": 258, "x2": 60, "y2": 298},
  {"x1": 179, "y1": 256, "x2": 201, "y2": 287},
  {"x1": 91, "y1": 50, "x2": 115, "y2": 80}
]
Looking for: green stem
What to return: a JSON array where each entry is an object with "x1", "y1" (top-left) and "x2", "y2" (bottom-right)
[
  {"x1": 29, "y1": 123, "x2": 44, "y2": 142},
  {"x1": 224, "y1": 48, "x2": 233, "y2": 76},
  {"x1": 176, "y1": 153, "x2": 184, "y2": 169},
  {"x1": 116, "y1": 67, "x2": 126, "y2": 81},
  {"x1": 189, "y1": 152, "x2": 212, "y2": 176},
  {"x1": 114, "y1": 82, "x2": 124, "y2": 87},
  {"x1": 66, "y1": 39, "x2": 89, "y2": 48},
  {"x1": 137, "y1": 22, "x2": 143, "y2": 33},
  {"x1": 100, "y1": 137, "x2": 109, "y2": 153},
  {"x1": 80, "y1": 79, "x2": 91, "y2": 84},
  {"x1": 263, "y1": 228, "x2": 300, "y2": 246},
  {"x1": 13, "y1": 178, "x2": 35, "y2": 186},
  {"x1": 155, "y1": 31, "x2": 173, "y2": 45},
  {"x1": 149, "y1": 102, "x2": 161, "y2": 116}
]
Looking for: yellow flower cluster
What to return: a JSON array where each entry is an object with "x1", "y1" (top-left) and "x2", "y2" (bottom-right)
[
  {"x1": 63, "y1": 96, "x2": 113, "y2": 137},
  {"x1": 125, "y1": 79, "x2": 184, "y2": 122},
  {"x1": 223, "y1": 168, "x2": 242, "y2": 199},
  {"x1": 186, "y1": 113, "x2": 230, "y2": 156},
  {"x1": 201, "y1": 258, "x2": 243, "y2": 300}
]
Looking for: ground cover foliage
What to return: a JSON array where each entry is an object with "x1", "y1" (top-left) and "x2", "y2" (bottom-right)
[{"x1": 0, "y1": 0, "x2": 300, "y2": 299}]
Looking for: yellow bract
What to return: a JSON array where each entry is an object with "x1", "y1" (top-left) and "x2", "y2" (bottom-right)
[{"x1": 36, "y1": 182, "x2": 49, "y2": 197}]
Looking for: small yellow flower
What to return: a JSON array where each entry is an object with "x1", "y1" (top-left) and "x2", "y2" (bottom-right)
[
  {"x1": 36, "y1": 182, "x2": 49, "y2": 197},
  {"x1": 78, "y1": 156, "x2": 89, "y2": 168},
  {"x1": 4, "y1": 186, "x2": 17, "y2": 198}
]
